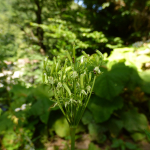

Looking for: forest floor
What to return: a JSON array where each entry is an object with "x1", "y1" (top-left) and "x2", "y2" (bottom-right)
[{"x1": 45, "y1": 134, "x2": 150, "y2": 150}]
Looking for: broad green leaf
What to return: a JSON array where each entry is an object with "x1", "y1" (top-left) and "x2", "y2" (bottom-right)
[
  {"x1": 29, "y1": 98, "x2": 52, "y2": 124},
  {"x1": 139, "y1": 70, "x2": 150, "y2": 82},
  {"x1": 53, "y1": 117, "x2": 70, "y2": 137},
  {"x1": 131, "y1": 132, "x2": 146, "y2": 141},
  {"x1": 94, "y1": 63, "x2": 132, "y2": 100},
  {"x1": 82, "y1": 110, "x2": 93, "y2": 125},
  {"x1": 88, "y1": 143, "x2": 101, "y2": 150},
  {"x1": 140, "y1": 71, "x2": 150, "y2": 94},
  {"x1": 88, "y1": 95, "x2": 123, "y2": 123},
  {"x1": 110, "y1": 63, "x2": 132, "y2": 83},
  {"x1": 124, "y1": 66, "x2": 142, "y2": 90},
  {"x1": 29, "y1": 100, "x2": 43, "y2": 116},
  {"x1": 121, "y1": 108, "x2": 148, "y2": 132},
  {"x1": 40, "y1": 112, "x2": 49, "y2": 124},
  {"x1": 112, "y1": 139, "x2": 138, "y2": 150},
  {"x1": 125, "y1": 142, "x2": 138, "y2": 150},
  {"x1": 33, "y1": 84, "x2": 53, "y2": 100},
  {"x1": 145, "y1": 130, "x2": 150, "y2": 140},
  {"x1": 0, "y1": 113, "x2": 14, "y2": 132},
  {"x1": 111, "y1": 139, "x2": 124, "y2": 148},
  {"x1": 88, "y1": 122, "x2": 107, "y2": 135},
  {"x1": 28, "y1": 85, "x2": 53, "y2": 124},
  {"x1": 141, "y1": 82, "x2": 150, "y2": 94},
  {"x1": 104, "y1": 118, "x2": 123, "y2": 137},
  {"x1": 94, "y1": 71, "x2": 123, "y2": 100},
  {"x1": 88, "y1": 123, "x2": 107, "y2": 143},
  {"x1": 10, "y1": 84, "x2": 32, "y2": 98}
]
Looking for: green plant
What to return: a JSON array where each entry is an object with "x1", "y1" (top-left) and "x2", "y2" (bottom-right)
[
  {"x1": 144, "y1": 130, "x2": 150, "y2": 141},
  {"x1": 88, "y1": 142, "x2": 101, "y2": 150},
  {"x1": 111, "y1": 139, "x2": 140, "y2": 150},
  {"x1": 43, "y1": 48, "x2": 103, "y2": 150},
  {"x1": 0, "y1": 83, "x2": 55, "y2": 149}
]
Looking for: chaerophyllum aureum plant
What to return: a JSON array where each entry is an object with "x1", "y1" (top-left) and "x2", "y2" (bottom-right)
[{"x1": 42, "y1": 49, "x2": 103, "y2": 150}]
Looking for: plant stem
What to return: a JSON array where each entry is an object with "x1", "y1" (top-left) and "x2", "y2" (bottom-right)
[{"x1": 70, "y1": 126, "x2": 76, "y2": 150}]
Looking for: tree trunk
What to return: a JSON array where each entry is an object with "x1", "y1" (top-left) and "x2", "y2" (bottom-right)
[{"x1": 34, "y1": 0, "x2": 46, "y2": 53}]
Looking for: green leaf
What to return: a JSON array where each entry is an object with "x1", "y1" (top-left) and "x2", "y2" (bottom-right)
[
  {"x1": 139, "y1": 70, "x2": 150, "y2": 94},
  {"x1": 104, "y1": 118, "x2": 123, "y2": 137},
  {"x1": 88, "y1": 122, "x2": 107, "y2": 135},
  {"x1": 110, "y1": 63, "x2": 132, "y2": 83},
  {"x1": 53, "y1": 117, "x2": 70, "y2": 137},
  {"x1": 131, "y1": 132, "x2": 146, "y2": 142},
  {"x1": 29, "y1": 100, "x2": 43, "y2": 116},
  {"x1": 145, "y1": 130, "x2": 150, "y2": 140},
  {"x1": 111, "y1": 139, "x2": 124, "y2": 148},
  {"x1": 0, "y1": 113, "x2": 14, "y2": 132},
  {"x1": 127, "y1": 69, "x2": 142, "y2": 90},
  {"x1": 112, "y1": 139, "x2": 138, "y2": 150},
  {"x1": 94, "y1": 71, "x2": 123, "y2": 100},
  {"x1": 125, "y1": 142, "x2": 138, "y2": 150},
  {"x1": 82, "y1": 110, "x2": 93, "y2": 125},
  {"x1": 88, "y1": 95, "x2": 123, "y2": 123},
  {"x1": 33, "y1": 84, "x2": 53, "y2": 100},
  {"x1": 88, "y1": 123, "x2": 107, "y2": 143},
  {"x1": 88, "y1": 143, "x2": 101, "y2": 150},
  {"x1": 10, "y1": 84, "x2": 32, "y2": 99},
  {"x1": 139, "y1": 70, "x2": 150, "y2": 82},
  {"x1": 29, "y1": 98, "x2": 52, "y2": 124},
  {"x1": 28, "y1": 86, "x2": 53, "y2": 124},
  {"x1": 121, "y1": 108, "x2": 148, "y2": 132},
  {"x1": 40, "y1": 112, "x2": 49, "y2": 124},
  {"x1": 141, "y1": 82, "x2": 150, "y2": 94},
  {"x1": 94, "y1": 63, "x2": 132, "y2": 100}
]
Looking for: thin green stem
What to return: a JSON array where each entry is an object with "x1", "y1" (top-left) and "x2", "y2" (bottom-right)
[
  {"x1": 70, "y1": 126, "x2": 76, "y2": 150},
  {"x1": 73, "y1": 80, "x2": 76, "y2": 96},
  {"x1": 85, "y1": 76, "x2": 96, "y2": 108},
  {"x1": 76, "y1": 76, "x2": 97, "y2": 126}
]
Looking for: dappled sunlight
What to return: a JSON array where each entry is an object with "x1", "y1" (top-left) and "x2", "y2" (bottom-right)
[{"x1": 0, "y1": 0, "x2": 150, "y2": 150}]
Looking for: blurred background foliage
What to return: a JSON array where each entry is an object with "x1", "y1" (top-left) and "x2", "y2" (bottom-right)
[{"x1": 0, "y1": 0, "x2": 150, "y2": 149}]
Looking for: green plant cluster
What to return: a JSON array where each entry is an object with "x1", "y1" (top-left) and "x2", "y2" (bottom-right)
[
  {"x1": 1, "y1": 43, "x2": 150, "y2": 149},
  {"x1": 0, "y1": 84, "x2": 54, "y2": 150},
  {"x1": 81, "y1": 45, "x2": 150, "y2": 146},
  {"x1": 1, "y1": 0, "x2": 150, "y2": 149},
  {"x1": 31, "y1": 18, "x2": 123, "y2": 57},
  {"x1": 43, "y1": 50, "x2": 103, "y2": 127},
  {"x1": 43, "y1": 49, "x2": 103, "y2": 150}
]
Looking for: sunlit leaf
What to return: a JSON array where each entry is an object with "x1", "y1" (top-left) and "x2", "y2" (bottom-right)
[{"x1": 53, "y1": 117, "x2": 70, "y2": 137}]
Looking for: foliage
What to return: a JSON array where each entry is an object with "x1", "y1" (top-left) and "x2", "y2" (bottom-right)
[
  {"x1": 0, "y1": 84, "x2": 54, "y2": 149},
  {"x1": 81, "y1": 0, "x2": 150, "y2": 42},
  {"x1": 88, "y1": 143, "x2": 101, "y2": 150},
  {"x1": 0, "y1": 0, "x2": 20, "y2": 60},
  {"x1": 12, "y1": 0, "x2": 73, "y2": 52},
  {"x1": 53, "y1": 117, "x2": 70, "y2": 138},
  {"x1": 111, "y1": 139, "x2": 140, "y2": 150},
  {"x1": 1, "y1": 41, "x2": 150, "y2": 149},
  {"x1": 31, "y1": 18, "x2": 113, "y2": 57},
  {"x1": 1, "y1": 0, "x2": 150, "y2": 149},
  {"x1": 81, "y1": 42, "x2": 150, "y2": 147}
]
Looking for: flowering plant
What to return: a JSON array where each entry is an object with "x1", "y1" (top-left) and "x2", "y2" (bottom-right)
[{"x1": 42, "y1": 49, "x2": 103, "y2": 150}]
